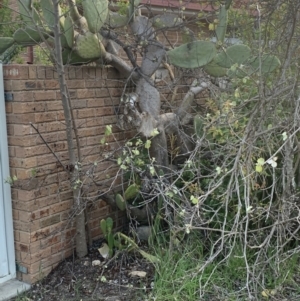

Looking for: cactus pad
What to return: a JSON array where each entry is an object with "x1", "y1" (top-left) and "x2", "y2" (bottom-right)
[
  {"x1": 13, "y1": 27, "x2": 47, "y2": 46},
  {"x1": 0, "y1": 38, "x2": 15, "y2": 54},
  {"x1": 64, "y1": 15, "x2": 75, "y2": 48},
  {"x1": 203, "y1": 59, "x2": 228, "y2": 77},
  {"x1": 215, "y1": 5, "x2": 228, "y2": 43},
  {"x1": 168, "y1": 41, "x2": 216, "y2": 69},
  {"x1": 62, "y1": 49, "x2": 91, "y2": 65},
  {"x1": 75, "y1": 32, "x2": 105, "y2": 59},
  {"x1": 100, "y1": 219, "x2": 107, "y2": 235},
  {"x1": 106, "y1": 217, "x2": 114, "y2": 232},
  {"x1": 82, "y1": 0, "x2": 108, "y2": 33},
  {"x1": 116, "y1": 194, "x2": 126, "y2": 211},
  {"x1": 215, "y1": 44, "x2": 251, "y2": 68},
  {"x1": 194, "y1": 115, "x2": 204, "y2": 138},
  {"x1": 107, "y1": 12, "x2": 128, "y2": 28},
  {"x1": 124, "y1": 184, "x2": 140, "y2": 201},
  {"x1": 249, "y1": 54, "x2": 281, "y2": 74},
  {"x1": 227, "y1": 65, "x2": 251, "y2": 78}
]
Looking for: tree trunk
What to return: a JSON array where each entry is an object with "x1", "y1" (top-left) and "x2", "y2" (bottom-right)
[{"x1": 53, "y1": 0, "x2": 87, "y2": 258}]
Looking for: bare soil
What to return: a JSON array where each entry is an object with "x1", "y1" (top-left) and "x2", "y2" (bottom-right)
[{"x1": 11, "y1": 239, "x2": 155, "y2": 301}]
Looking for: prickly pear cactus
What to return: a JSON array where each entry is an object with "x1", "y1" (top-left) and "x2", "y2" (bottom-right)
[
  {"x1": 215, "y1": 5, "x2": 228, "y2": 43},
  {"x1": 203, "y1": 59, "x2": 228, "y2": 77},
  {"x1": 215, "y1": 44, "x2": 251, "y2": 68},
  {"x1": 64, "y1": 15, "x2": 75, "y2": 48},
  {"x1": 40, "y1": 0, "x2": 64, "y2": 29},
  {"x1": 116, "y1": 194, "x2": 126, "y2": 211},
  {"x1": 168, "y1": 41, "x2": 216, "y2": 69},
  {"x1": 249, "y1": 54, "x2": 281, "y2": 74},
  {"x1": 194, "y1": 115, "x2": 204, "y2": 138},
  {"x1": 75, "y1": 32, "x2": 105, "y2": 59},
  {"x1": 0, "y1": 38, "x2": 14, "y2": 53},
  {"x1": 13, "y1": 27, "x2": 47, "y2": 46},
  {"x1": 82, "y1": 0, "x2": 109, "y2": 33},
  {"x1": 124, "y1": 184, "x2": 140, "y2": 201}
]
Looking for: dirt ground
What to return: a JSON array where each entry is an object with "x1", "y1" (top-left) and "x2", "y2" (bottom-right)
[{"x1": 11, "y1": 239, "x2": 155, "y2": 301}]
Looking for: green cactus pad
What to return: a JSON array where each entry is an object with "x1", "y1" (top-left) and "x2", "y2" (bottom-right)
[
  {"x1": 107, "y1": 234, "x2": 114, "y2": 256},
  {"x1": 215, "y1": 5, "x2": 228, "y2": 43},
  {"x1": 227, "y1": 65, "x2": 251, "y2": 78},
  {"x1": 151, "y1": 14, "x2": 182, "y2": 29},
  {"x1": 194, "y1": 115, "x2": 204, "y2": 138},
  {"x1": 64, "y1": 15, "x2": 75, "y2": 48},
  {"x1": 107, "y1": 12, "x2": 128, "y2": 28},
  {"x1": 40, "y1": 0, "x2": 64, "y2": 29},
  {"x1": 18, "y1": 0, "x2": 41, "y2": 25},
  {"x1": 75, "y1": 32, "x2": 105, "y2": 59},
  {"x1": 18, "y1": 0, "x2": 31, "y2": 22},
  {"x1": 13, "y1": 27, "x2": 48, "y2": 46},
  {"x1": 249, "y1": 54, "x2": 281, "y2": 74},
  {"x1": 116, "y1": 194, "x2": 126, "y2": 211},
  {"x1": 0, "y1": 38, "x2": 15, "y2": 54},
  {"x1": 203, "y1": 59, "x2": 228, "y2": 77},
  {"x1": 225, "y1": 0, "x2": 233, "y2": 9},
  {"x1": 215, "y1": 44, "x2": 251, "y2": 68},
  {"x1": 167, "y1": 41, "x2": 216, "y2": 69},
  {"x1": 124, "y1": 184, "x2": 140, "y2": 201},
  {"x1": 106, "y1": 217, "x2": 114, "y2": 232},
  {"x1": 62, "y1": 49, "x2": 92, "y2": 65},
  {"x1": 100, "y1": 219, "x2": 107, "y2": 235},
  {"x1": 82, "y1": 0, "x2": 108, "y2": 33}
]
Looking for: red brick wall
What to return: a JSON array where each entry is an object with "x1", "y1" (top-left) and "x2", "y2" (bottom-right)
[{"x1": 3, "y1": 65, "x2": 130, "y2": 283}]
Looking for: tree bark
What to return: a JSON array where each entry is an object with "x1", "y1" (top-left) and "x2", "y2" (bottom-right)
[{"x1": 53, "y1": 0, "x2": 87, "y2": 258}]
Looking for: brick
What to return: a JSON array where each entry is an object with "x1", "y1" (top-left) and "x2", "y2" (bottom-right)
[
  {"x1": 43, "y1": 80, "x2": 59, "y2": 89},
  {"x1": 36, "y1": 66, "x2": 46, "y2": 79},
  {"x1": 45, "y1": 101, "x2": 63, "y2": 111},
  {"x1": 6, "y1": 124, "x2": 15, "y2": 136},
  {"x1": 5, "y1": 103, "x2": 12, "y2": 114},
  {"x1": 95, "y1": 88, "x2": 110, "y2": 98},
  {"x1": 6, "y1": 113, "x2": 36, "y2": 124},
  {"x1": 28, "y1": 65, "x2": 37, "y2": 79},
  {"x1": 30, "y1": 228, "x2": 51, "y2": 242},
  {"x1": 71, "y1": 99, "x2": 87, "y2": 109},
  {"x1": 14, "y1": 124, "x2": 32, "y2": 135},
  {"x1": 77, "y1": 89, "x2": 95, "y2": 99},
  {"x1": 12, "y1": 102, "x2": 47, "y2": 114},
  {"x1": 11, "y1": 91, "x2": 34, "y2": 102},
  {"x1": 34, "y1": 90, "x2": 56, "y2": 101},
  {"x1": 45, "y1": 68, "x2": 54, "y2": 79},
  {"x1": 66, "y1": 79, "x2": 85, "y2": 89},
  {"x1": 86, "y1": 98, "x2": 104, "y2": 107},
  {"x1": 10, "y1": 157, "x2": 37, "y2": 169},
  {"x1": 85, "y1": 80, "x2": 104, "y2": 88},
  {"x1": 49, "y1": 200, "x2": 71, "y2": 214},
  {"x1": 4, "y1": 79, "x2": 12, "y2": 90},
  {"x1": 4, "y1": 65, "x2": 29, "y2": 79},
  {"x1": 31, "y1": 208, "x2": 50, "y2": 220},
  {"x1": 35, "y1": 111, "x2": 65, "y2": 123}
]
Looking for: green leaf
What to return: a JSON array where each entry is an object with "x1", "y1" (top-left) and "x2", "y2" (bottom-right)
[
  {"x1": 145, "y1": 140, "x2": 151, "y2": 149},
  {"x1": 282, "y1": 131, "x2": 287, "y2": 141},
  {"x1": 255, "y1": 165, "x2": 263, "y2": 173},
  {"x1": 257, "y1": 158, "x2": 265, "y2": 165},
  {"x1": 190, "y1": 195, "x2": 198, "y2": 205},
  {"x1": 105, "y1": 125, "x2": 112, "y2": 136},
  {"x1": 149, "y1": 166, "x2": 155, "y2": 176}
]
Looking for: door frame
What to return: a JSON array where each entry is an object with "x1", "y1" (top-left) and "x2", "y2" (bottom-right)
[{"x1": 0, "y1": 63, "x2": 16, "y2": 284}]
